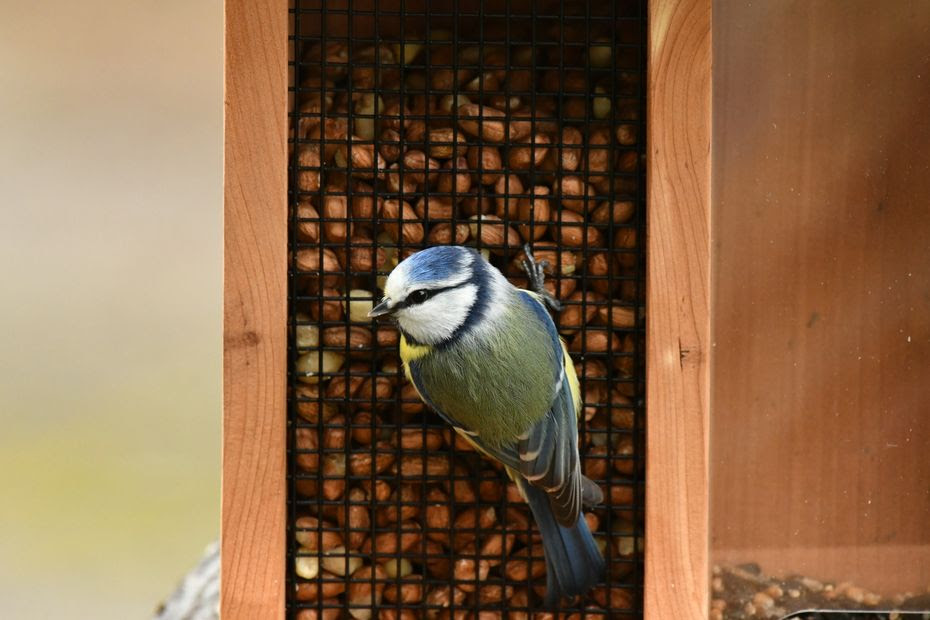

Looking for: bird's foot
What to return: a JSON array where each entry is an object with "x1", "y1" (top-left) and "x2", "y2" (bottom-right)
[{"x1": 520, "y1": 243, "x2": 562, "y2": 312}]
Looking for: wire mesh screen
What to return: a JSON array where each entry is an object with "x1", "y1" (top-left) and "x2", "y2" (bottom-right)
[{"x1": 288, "y1": 0, "x2": 646, "y2": 617}]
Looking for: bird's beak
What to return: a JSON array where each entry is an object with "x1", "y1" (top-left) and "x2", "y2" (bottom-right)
[{"x1": 368, "y1": 298, "x2": 395, "y2": 318}]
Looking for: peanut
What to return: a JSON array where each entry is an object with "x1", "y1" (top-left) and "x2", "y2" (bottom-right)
[
  {"x1": 297, "y1": 145, "x2": 322, "y2": 192},
  {"x1": 508, "y1": 133, "x2": 551, "y2": 170},
  {"x1": 413, "y1": 196, "x2": 455, "y2": 222},
  {"x1": 355, "y1": 376, "x2": 394, "y2": 402},
  {"x1": 479, "y1": 532, "x2": 516, "y2": 566},
  {"x1": 616, "y1": 123, "x2": 638, "y2": 145},
  {"x1": 295, "y1": 313, "x2": 320, "y2": 348},
  {"x1": 294, "y1": 384, "x2": 338, "y2": 424},
  {"x1": 427, "y1": 222, "x2": 470, "y2": 245},
  {"x1": 425, "y1": 487, "x2": 452, "y2": 543},
  {"x1": 382, "y1": 575, "x2": 423, "y2": 604},
  {"x1": 345, "y1": 564, "x2": 387, "y2": 620},
  {"x1": 452, "y1": 556, "x2": 491, "y2": 591},
  {"x1": 350, "y1": 411, "x2": 376, "y2": 444},
  {"x1": 377, "y1": 484, "x2": 420, "y2": 525},
  {"x1": 295, "y1": 576, "x2": 346, "y2": 601},
  {"x1": 399, "y1": 382, "x2": 424, "y2": 415},
  {"x1": 296, "y1": 606, "x2": 341, "y2": 620},
  {"x1": 295, "y1": 350, "x2": 344, "y2": 384},
  {"x1": 591, "y1": 586, "x2": 635, "y2": 610},
  {"x1": 401, "y1": 149, "x2": 440, "y2": 185},
  {"x1": 493, "y1": 173, "x2": 524, "y2": 219},
  {"x1": 343, "y1": 289, "x2": 374, "y2": 323},
  {"x1": 335, "y1": 487, "x2": 369, "y2": 550},
  {"x1": 346, "y1": 234, "x2": 386, "y2": 273},
  {"x1": 503, "y1": 548, "x2": 547, "y2": 581},
  {"x1": 592, "y1": 199, "x2": 635, "y2": 225},
  {"x1": 569, "y1": 328, "x2": 621, "y2": 354},
  {"x1": 424, "y1": 585, "x2": 467, "y2": 609},
  {"x1": 457, "y1": 104, "x2": 530, "y2": 142},
  {"x1": 396, "y1": 455, "x2": 450, "y2": 477},
  {"x1": 295, "y1": 248, "x2": 341, "y2": 280},
  {"x1": 552, "y1": 209, "x2": 603, "y2": 248},
  {"x1": 556, "y1": 126, "x2": 584, "y2": 172},
  {"x1": 361, "y1": 521, "x2": 422, "y2": 555},
  {"x1": 395, "y1": 428, "x2": 444, "y2": 451},
  {"x1": 333, "y1": 138, "x2": 387, "y2": 179},
  {"x1": 477, "y1": 584, "x2": 513, "y2": 604},
  {"x1": 321, "y1": 326, "x2": 372, "y2": 351},
  {"x1": 320, "y1": 546, "x2": 363, "y2": 576},
  {"x1": 584, "y1": 127, "x2": 612, "y2": 174},
  {"x1": 376, "y1": 327, "x2": 399, "y2": 347},
  {"x1": 516, "y1": 185, "x2": 551, "y2": 241},
  {"x1": 295, "y1": 516, "x2": 343, "y2": 552},
  {"x1": 321, "y1": 193, "x2": 349, "y2": 242},
  {"x1": 590, "y1": 38, "x2": 613, "y2": 67},
  {"x1": 377, "y1": 610, "x2": 418, "y2": 620},
  {"x1": 309, "y1": 287, "x2": 343, "y2": 322},
  {"x1": 378, "y1": 127, "x2": 403, "y2": 163},
  {"x1": 325, "y1": 364, "x2": 365, "y2": 399},
  {"x1": 348, "y1": 450, "x2": 395, "y2": 477},
  {"x1": 295, "y1": 200, "x2": 320, "y2": 242},
  {"x1": 305, "y1": 117, "x2": 348, "y2": 162},
  {"x1": 385, "y1": 162, "x2": 419, "y2": 195},
  {"x1": 468, "y1": 214, "x2": 521, "y2": 253},
  {"x1": 349, "y1": 181, "x2": 381, "y2": 220},
  {"x1": 381, "y1": 199, "x2": 424, "y2": 244},
  {"x1": 436, "y1": 157, "x2": 472, "y2": 195},
  {"x1": 353, "y1": 93, "x2": 383, "y2": 140},
  {"x1": 553, "y1": 175, "x2": 594, "y2": 213},
  {"x1": 593, "y1": 86, "x2": 612, "y2": 120},
  {"x1": 466, "y1": 144, "x2": 503, "y2": 185},
  {"x1": 616, "y1": 149, "x2": 639, "y2": 172},
  {"x1": 426, "y1": 127, "x2": 465, "y2": 159}
]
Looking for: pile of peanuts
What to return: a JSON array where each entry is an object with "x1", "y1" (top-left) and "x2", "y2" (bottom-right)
[
  {"x1": 291, "y1": 9, "x2": 642, "y2": 619},
  {"x1": 711, "y1": 563, "x2": 930, "y2": 619}
]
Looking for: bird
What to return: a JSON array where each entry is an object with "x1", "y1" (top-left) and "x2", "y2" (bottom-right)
[{"x1": 369, "y1": 244, "x2": 605, "y2": 605}]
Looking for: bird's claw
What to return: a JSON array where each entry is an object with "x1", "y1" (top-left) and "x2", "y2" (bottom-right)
[{"x1": 520, "y1": 244, "x2": 562, "y2": 312}]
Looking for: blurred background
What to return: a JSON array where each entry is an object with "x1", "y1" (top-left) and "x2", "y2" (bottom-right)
[{"x1": 0, "y1": 2, "x2": 221, "y2": 618}]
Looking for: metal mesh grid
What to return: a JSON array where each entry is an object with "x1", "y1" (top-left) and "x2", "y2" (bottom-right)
[{"x1": 287, "y1": 1, "x2": 646, "y2": 617}]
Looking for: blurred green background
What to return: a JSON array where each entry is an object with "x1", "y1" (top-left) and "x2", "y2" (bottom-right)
[{"x1": 0, "y1": 2, "x2": 221, "y2": 618}]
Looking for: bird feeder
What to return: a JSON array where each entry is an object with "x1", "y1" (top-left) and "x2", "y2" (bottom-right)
[{"x1": 222, "y1": 1, "x2": 930, "y2": 618}]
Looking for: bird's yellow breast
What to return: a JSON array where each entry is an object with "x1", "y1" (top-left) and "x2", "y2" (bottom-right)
[{"x1": 399, "y1": 334, "x2": 431, "y2": 381}]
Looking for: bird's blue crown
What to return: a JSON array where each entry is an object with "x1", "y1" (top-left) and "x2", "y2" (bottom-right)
[{"x1": 401, "y1": 245, "x2": 477, "y2": 286}]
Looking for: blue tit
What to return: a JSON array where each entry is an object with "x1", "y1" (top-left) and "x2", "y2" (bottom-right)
[{"x1": 369, "y1": 245, "x2": 605, "y2": 604}]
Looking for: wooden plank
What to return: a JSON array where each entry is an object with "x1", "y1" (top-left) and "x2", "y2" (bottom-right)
[
  {"x1": 645, "y1": 0, "x2": 712, "y2": 617},
  {"x1": 711, "y1": 1, "x2": 930, "y2": 594},
  {"x1": 222, "y1": 0, "x2": 288, "y2": 618}
]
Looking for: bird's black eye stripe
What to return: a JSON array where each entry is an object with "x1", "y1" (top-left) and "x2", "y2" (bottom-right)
[{"x1": 399, "y1": 284, "x2": 463, "y2": 309}]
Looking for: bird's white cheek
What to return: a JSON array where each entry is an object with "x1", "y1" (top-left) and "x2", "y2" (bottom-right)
[{"x1": 396, "y1": 285, "x2": 477, "y2": 345}]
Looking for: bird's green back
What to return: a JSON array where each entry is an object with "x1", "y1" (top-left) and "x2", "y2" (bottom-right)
[{"x1": 405, "y1": 296, "x2": 560, "y2": 446}]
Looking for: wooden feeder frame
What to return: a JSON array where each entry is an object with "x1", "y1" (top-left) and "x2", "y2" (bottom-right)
[{"x1": 222, "y1": 0, "x2": 711, "y2": 618}]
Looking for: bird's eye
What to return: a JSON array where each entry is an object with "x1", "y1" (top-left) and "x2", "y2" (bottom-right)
[{"x1": 407, "y1": 289, "x2": 430, "y2": 305}]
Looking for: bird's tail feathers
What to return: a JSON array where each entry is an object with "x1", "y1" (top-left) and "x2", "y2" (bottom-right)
[{"x1": 520, "y1": 479, "x2": 605, "y2": 607}]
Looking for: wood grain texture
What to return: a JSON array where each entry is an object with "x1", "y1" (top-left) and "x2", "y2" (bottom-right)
[
  {"x1": 222, "y1": 0, "x2": 288, "y2": 618},
  {"x1": 645, "y1": 0, "x2": 712, "y2": 617},
  {"x1": 711, "y1": 1, "x2": 930, "y2": 594}
]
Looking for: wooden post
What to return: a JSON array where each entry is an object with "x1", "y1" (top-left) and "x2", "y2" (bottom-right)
[
  {"x1": 222, "y1": 0, "x2": 289, "y2": 618},
  {"x1": 645, "y1": 0, "x2": 712, "y2": 617}
]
